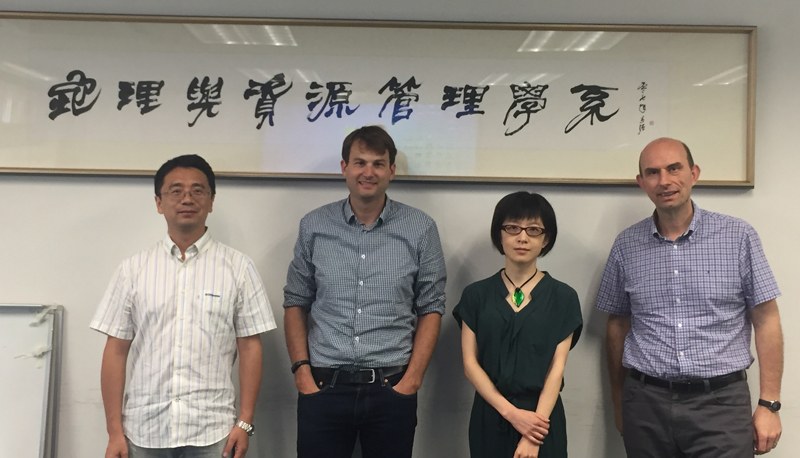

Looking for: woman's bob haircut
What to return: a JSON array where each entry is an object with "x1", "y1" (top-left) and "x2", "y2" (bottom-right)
[{"x1": 490, "y1": 191, "x2": 557, "y2": 257}]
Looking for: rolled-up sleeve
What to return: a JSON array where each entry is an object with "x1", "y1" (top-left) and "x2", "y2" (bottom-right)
[
  {"x1": 412, "y1": 220, "x2": 447, "y2": 316},
  {"x1": 284, "y1": 216, "x2": 317, "y2": 309}
]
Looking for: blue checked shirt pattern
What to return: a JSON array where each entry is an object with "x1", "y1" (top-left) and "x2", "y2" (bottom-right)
[
  {"x1": 283, "y1": 197, "x2": 447, "y2": 368},
  {"x1": 90, "y1": 232, "x2": 276, "y2": 448},
  {"x1": 595, "y1": 203, "x2": 780, "y2": 380}
]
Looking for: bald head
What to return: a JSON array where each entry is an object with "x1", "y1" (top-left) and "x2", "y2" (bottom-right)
[
  {"x1": 635, "y1": 136, "x2": 700, "y2": 215},
  {"x1": 638, "y1": 138, "x2": 694, "y2": 176}
]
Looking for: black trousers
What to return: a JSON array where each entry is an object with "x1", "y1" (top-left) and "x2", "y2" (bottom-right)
[
  {"x1": 621, "y1": 376, "x2": 753, "y2": 458},
  {"x1": 297, "y1": 371, "x2": 418, "y2": 458}
]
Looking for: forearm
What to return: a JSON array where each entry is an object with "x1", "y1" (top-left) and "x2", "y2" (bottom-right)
[
  {"x1": 237, "y1": 335, "x2": 263, "y2": 423},
  {"x1": 756, "y1": 331, "x2": 783, "y2": 400},
  {"x1": 535, "y1": 335, "x2": 573, "y2": 419},
  {"x1": 606, "y1": 314, "x2": 631, "y2": 409},
  {"x1": 100, "y1": 337, "x2": 131, "y2": 437},
  {"x1": 284, "y1": 306, "x2": 316, "y2": 390},
  {"x1": 464, "y1": 352, "x2": 518, "y2": 419},
  {"x1": 284, "y1": 306, "x2": 311, "y2": 362},
  {"x1": 401, "y1": 313, "x2": 442, "y2": 390},
  {"x1": 752, "y1": 299, "x2": 783, "y2": 400}
]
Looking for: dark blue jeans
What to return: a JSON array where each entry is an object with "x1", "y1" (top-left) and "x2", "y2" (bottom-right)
[{"x1": 297, "y1": 371, "x2": 418, "y2": 458}]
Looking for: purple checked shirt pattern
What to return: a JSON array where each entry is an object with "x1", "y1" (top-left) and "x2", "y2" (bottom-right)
[{"x1": 595, "y1": 203, "x2": 780, "y2": 380}]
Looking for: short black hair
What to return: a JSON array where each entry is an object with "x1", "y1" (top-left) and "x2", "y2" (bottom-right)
[
  {"x1": 341, "y1": 125, "x2": 397, "y2": 165},
  {"x1": 154, "y1": 154, "x2": 216, "y2": 197},
  {"x1": 490, "y1": 191, "x2": 557, "y2": 257}
]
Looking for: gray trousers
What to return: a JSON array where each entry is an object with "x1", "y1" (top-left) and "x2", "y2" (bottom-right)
[
  {"x1": 126, "y1": 436, "x2": 228, "y2": 458},
  {"x1": 621, "y1": 376, "x2": 753, "y2": 458}
]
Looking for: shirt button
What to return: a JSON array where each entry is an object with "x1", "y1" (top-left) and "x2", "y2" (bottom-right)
[
  {"x1": 673, "y1": 245, "x2": 678, "y2": 249},
  {"x1": 676, "y1": 298, "x2": 681, "y2": 303},
  {"x1": 355, "y1": 336, "x2": 360, "y2": 342},
  {"x1": 674, "y1": 270, "x2": 679, "y2": 275},
  {"x1": 677, "y1": 323, "x2": 682, "y2": 328},
  {"x1": 361, "y1": 254, "x2": 366, "y2": 259},
  {"x1": 359, "y1": 280, "x2": 363, "y2": 286},
  {"x1": 357, "y1": 309, "x2": 362, "y2": 314},
  {"x1": 680, "y1": 351, "x2": 684, "y2": 356}
]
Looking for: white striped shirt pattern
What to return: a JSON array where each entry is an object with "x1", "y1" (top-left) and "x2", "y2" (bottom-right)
[{"x1": 90, "y1": 232, "x2": 276, "y2": 448}]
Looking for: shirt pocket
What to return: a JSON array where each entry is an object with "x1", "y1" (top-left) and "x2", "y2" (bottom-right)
[{"x1": 199, "y1": 291, "x2": 234, "y2": 335}]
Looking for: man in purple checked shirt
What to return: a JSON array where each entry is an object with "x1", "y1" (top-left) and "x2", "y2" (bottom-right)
[{"x1": 596, "y1": 137, "x2": 784, "y2": 457}]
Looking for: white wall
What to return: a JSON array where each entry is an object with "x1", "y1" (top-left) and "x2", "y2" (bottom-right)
[{"x1": 0, "y1": 1, "x2": 798, "y2": 457}]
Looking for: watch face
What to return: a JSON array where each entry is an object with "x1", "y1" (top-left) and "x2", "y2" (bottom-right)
[{"x1": 760, "y1": 399, "x2": 782, "y2": 412}]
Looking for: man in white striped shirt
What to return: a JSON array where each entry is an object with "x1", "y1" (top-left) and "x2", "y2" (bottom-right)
[{"x1": 91, "y1": 155, "x2": 276, "y2": 458}]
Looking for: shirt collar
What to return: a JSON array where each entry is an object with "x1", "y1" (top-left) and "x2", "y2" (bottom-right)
[
  {"x1": 649, "y1": 201, "x2": 701, "y2": 240},
  {"x1": 162, "y1": 228, "x2": 212, "y2": 260},
  {"x1": 343, "y1": 196, "x2": 393, "y2": 227}
]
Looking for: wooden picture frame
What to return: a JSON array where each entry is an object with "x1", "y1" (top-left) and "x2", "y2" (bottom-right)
[{"x1": 0, "y1": 12, "x2": 756, "y2": 186}]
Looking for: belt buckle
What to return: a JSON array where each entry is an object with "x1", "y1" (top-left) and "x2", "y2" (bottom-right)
[{"x1": 367, "y1": 368, "x2": 376, "y2": 384}]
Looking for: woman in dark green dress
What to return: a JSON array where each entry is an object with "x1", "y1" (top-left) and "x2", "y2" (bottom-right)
[{"x1": 454, "y1": 191, "x2": 582, "y2": 458}]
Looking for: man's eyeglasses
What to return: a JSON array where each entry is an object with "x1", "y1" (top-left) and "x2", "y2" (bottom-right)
[
  {"x1": 501, "y1": 224, "x2": 545, "y2": 237},
  {"x1": 161, "y1": 187, "x2": 211, "y2": 201}
]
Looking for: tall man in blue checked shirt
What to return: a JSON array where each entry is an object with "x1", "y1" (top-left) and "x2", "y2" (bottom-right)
[
  {"x1": 283, "y1": 125, "x2": 447, "y2": 458},
  {"x1": 596, "y1": 137, "x2": 784, "y2": 457},
  {"x1": 91, "y1": 155, "x2": 276, "y2": 458}
]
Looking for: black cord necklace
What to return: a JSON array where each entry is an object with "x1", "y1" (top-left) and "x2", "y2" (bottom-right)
[{"x1": 503, "y1": 268, "x2": 538, "y2": 307}]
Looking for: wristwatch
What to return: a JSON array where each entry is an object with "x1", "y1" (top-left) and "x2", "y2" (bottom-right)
[
  {"x1": 236, "y1": 420, "x2": 255, "y2": 436},
  {"x1": 758, "y1": 399, "x2": 782, "y2": 413}
]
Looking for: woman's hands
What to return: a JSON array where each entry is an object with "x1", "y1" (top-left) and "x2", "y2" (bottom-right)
[
  {"x1": 514, "y1": 437, "x2": 541, "y2": 458},
  {"x1": 504, "y1": 407, "x2": 550, "y2": 444}
]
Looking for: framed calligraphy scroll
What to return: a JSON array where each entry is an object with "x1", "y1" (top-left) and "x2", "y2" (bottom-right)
[{"x1": 0, "y1": 13, "x2": 756, "y2": 186}]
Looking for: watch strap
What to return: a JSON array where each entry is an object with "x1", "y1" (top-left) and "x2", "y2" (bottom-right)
[
  {"x1": 236, "y1": 420, "x2": 255, "y2": 436},
  {"x1": 758, "y1": 399, "x2": 781, "y2": 412},
  {"x1": 291, "y1": 359, "x2": 311, "y2": 374}
]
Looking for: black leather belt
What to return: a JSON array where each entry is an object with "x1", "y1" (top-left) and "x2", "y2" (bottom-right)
[
  {"x1": 630, "y1": 368, "x2": 746, "y2": 393},
  {"x1": 312, "y1": 365, "x2": 407, "y2": 385}
]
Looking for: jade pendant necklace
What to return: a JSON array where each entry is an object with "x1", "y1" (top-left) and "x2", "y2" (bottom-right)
[{"x1": 503, "y1": 268, "x2": 538, "y2": 307}]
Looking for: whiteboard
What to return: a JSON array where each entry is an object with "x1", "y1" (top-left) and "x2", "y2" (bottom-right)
[{"x1": 0, "y1": 304, "x2": 62, "y2": 458}]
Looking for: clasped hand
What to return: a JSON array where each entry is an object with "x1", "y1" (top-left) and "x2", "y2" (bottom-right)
[
  {"x1": 514, "y1": 437, "x2": 541, "y2": 458},
  {"x1": 507, "y1": 407, "x2": 549, "y2": 445}
]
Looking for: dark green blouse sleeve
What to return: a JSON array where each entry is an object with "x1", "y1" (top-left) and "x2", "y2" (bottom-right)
[
  {"x1": 558, "y1": 284, "x2": 583, "y2": 350},
  {"x1": 453, "y1": 283, "x2": 479, "y2": 332}
]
